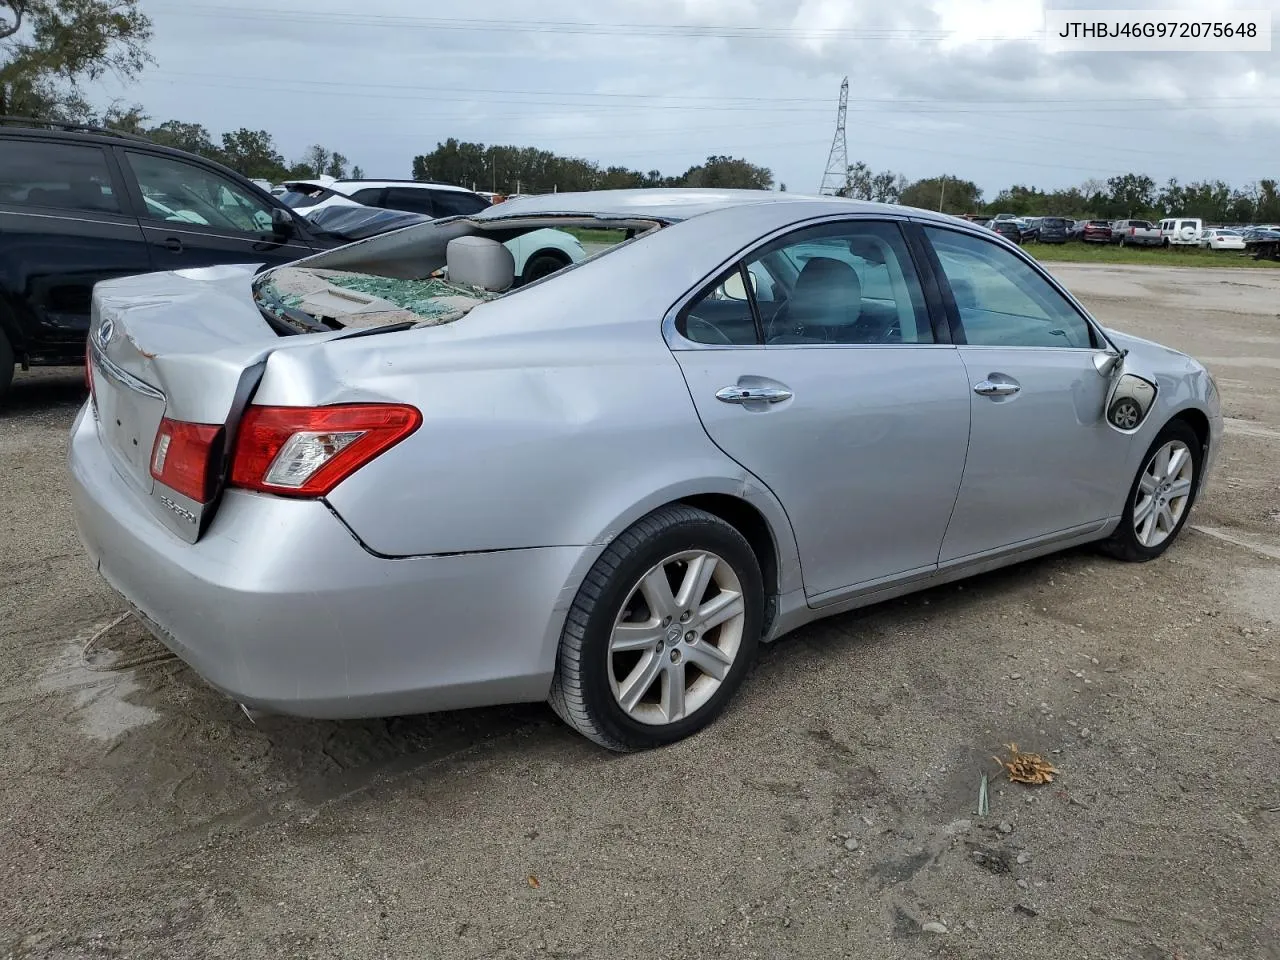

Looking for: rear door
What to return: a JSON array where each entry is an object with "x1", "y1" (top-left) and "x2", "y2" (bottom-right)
[
  {"x1": 0, "y1": 136, "x2": 151, "y2": 360},
  {"x1": 919, "y1": 225, "x2": 1133, "y2": 562},
  {"x1": 670, "y1": 218, "x2": 973, "y2": 601},
  {"x1": 119, "y1": 149, "x2": 316, "y2": 268}
]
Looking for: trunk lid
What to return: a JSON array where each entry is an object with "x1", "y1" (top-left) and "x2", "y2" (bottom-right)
[{"x1": 87, "y1": 265, "x2": 298, "y2": 542}]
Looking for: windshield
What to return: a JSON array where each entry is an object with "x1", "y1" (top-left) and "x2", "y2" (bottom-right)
[{"x1": 278, "y1": 185, "x2": 338, "y2": 208}]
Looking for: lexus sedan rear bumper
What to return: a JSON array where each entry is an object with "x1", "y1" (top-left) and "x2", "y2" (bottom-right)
[{"x1": 68, "y1": 403, "x2": 586, "y2": 719}]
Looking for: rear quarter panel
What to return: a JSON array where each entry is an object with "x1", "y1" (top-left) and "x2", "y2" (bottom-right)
[{"x1": 249, "y1": 209, "x2": 810, "y2": 589}]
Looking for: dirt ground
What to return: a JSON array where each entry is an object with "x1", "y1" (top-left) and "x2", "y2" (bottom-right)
[{"x1": 1, "y1": 262, "x2": 1277, "y2": 960}]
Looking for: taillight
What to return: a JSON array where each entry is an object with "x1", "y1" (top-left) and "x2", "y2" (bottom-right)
[
  {"x1": 150, "y1": 418, "x2": 223, "y2": 503},
  {"x1": 84, "y1": 342, "x2": 95, "y2": 400},
  {"x1": 229, "y1": 404, "x2": 422, "y2": 498}
]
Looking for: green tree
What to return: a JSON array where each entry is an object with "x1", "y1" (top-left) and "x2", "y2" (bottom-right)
[
  {"x1": 676, "y1": 155, "x2": 772, "y2": 190},
  {"x1": 219, "y1": 128, "x2": 286, "y2": 181},
  {"x1": 148, "y1": 119, "x2": 218, "y2": 159},
  {"x1": 900, "y1": 175, "x2": 982, "y2": 215},
  {"x1": 1102, "y1": 173, "x2": 1157, "y2": 219},
  {"x1": 324, "y1": 151, "x2": 347, "y2": 179},
  {"x1": 0, "y1": 0, "x2": 152, "y2": 119},
  {"x1": 351, "y1": 164, "x2": 364, "y2": 179}
]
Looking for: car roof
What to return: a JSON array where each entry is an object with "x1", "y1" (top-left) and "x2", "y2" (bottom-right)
[
  {"x1": 322, "y1": 179, "x2": 478, "y2": 197},
  {"x1": 470, "y1": 188, "x2": 958, "y2": 225}
]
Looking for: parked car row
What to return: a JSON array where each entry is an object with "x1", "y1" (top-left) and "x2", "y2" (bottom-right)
[
  {"x1": 977, "y1": 213, "x2": 1267, "y2": 254},
  {"x1": 0, "y1": 119, "x2": 587, "y2": 401}
]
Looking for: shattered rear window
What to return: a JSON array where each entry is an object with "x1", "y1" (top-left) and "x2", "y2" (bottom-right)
[{"x1": 254, "y1": 267, "x2": 501, "y2": 333}]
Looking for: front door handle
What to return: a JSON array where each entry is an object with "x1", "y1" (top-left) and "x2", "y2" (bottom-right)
[
  {"x1": 973, "y1": 378, "x2": 1021, "y2": 398},
  {"x1": 158, "y1": 237, "x2": 183, "y2": 253},
  {"x1": 716, "y1": 385, "x2": 793, "y2": 405}
]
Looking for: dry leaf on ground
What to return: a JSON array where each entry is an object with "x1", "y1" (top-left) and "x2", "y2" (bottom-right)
[{"x1": 994, "y1": 743, "x2": 1059, "y2": 785}]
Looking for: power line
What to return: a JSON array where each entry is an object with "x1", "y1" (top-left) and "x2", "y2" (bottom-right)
[
  {"x1": 150, "y1": 69, "x2": 1280, "y2": 109},
  {"x1": 147, "y1": 3, "x2": 1050, "y2": 41}
]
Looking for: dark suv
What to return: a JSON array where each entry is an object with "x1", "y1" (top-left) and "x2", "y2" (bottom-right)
[
  {"x1": 1036, "y1": 217, "x2": 1069, "y2": 244},
  {"x1": 0, "y1": 119, "x2": 327, "y2": 401}
]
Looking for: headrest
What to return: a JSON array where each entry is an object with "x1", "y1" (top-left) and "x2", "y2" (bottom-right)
[
  {"x1": 446, "y1": 236, "x2": 514, "y2": 292},
  {"x1": 790, "y1": 256, "x2": 862, "y2": 327}
]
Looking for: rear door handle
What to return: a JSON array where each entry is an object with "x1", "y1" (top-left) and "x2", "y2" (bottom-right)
[
  {"x1": 716, "y1": 385, "x2": 793, "y2": 404},
  {"x1": 973, "y1": 378, "x2": 1021, "y2": 397}
]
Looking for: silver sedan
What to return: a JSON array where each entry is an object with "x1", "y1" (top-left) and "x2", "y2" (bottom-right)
[{"x1": 70, "y1": 189, "x2": 1223, "y2": 751}]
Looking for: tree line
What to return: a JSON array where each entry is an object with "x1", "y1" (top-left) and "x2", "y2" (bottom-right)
[
  {"x1": 2, "y1": 1, "x2": 1275, "y2": 223},
  {"x1": 837, "y1": 162, "x2": 1280, "y2": 225},
  {"x1": 411, "y1": 139, "x2": 774, "y2": 194}
]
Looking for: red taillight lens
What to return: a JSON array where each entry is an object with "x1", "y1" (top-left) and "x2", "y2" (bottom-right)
[
  {"x1": 84, "y1": 342, "x2": 94, "y2": 399},
  {"x1": 229, "y1": 404, "x2": 422, "y2": 498},
  {"x1": 150, "y1": 418, "x2": 223, "y2": 503}
]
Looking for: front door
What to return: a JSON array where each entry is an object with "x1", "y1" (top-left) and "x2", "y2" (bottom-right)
[
  {"x1": 920, "y1": 225, "x2": 1134, "y2": 562},
  {"x1": 671, "y1": 218, "x2": 972, "y2": 601},
  {"x1": 120, "y1": 150, "x2": 315, "y2": 269}
]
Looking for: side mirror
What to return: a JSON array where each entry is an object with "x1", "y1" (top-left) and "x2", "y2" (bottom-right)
[
  {"x1": 271, "y1": 207, "x2": 296, "y2": 238},
  {"x1": 721, "y1": 270, "x2": 756, "y2": 301},
  {"x1": 1105, "y1": 371, "x2": 1158, "y2": 433}
]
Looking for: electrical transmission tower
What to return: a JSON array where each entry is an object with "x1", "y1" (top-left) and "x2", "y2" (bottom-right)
[{"x1": 818, "y1": 77, "x2": 849, "y2": 196}]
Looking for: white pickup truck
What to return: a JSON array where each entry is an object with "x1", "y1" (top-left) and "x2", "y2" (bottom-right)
[{"x1": 1110, "y1": 219, "x2": 1162, "y2": 247}]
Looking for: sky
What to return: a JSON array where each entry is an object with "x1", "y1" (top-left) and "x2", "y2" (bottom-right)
[{"x1": 97, "y1": 0, "x2": 1280, "y2": 198}]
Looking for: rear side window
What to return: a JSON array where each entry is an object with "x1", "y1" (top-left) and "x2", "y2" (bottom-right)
[
  {"x1": 383, "y1": 187, "x2": 438, "y2": 216},
  {"x1": 680, "y1": 220, "x2": 933, "y2": 346},
  {"x1": 430, "y1": 190, "x2": 491, "y2": 217},
  {"x1": 925, "y1": 227, "x2": 1094, "y2": 349},
  {"x1": 0, "y1": 139, "x2": 120, "y2": 213}
]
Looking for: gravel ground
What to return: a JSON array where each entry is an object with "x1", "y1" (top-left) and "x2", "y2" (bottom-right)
[{"x1": 1, "y1": 262, "x2": 1277, "y2": 960}]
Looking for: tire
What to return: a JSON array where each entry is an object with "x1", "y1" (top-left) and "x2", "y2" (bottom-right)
[
  {"x1": 1099, "y1": 419, "x2": 1203, "y2": 563},
  {"x1": 521, "y1": 251, "x2": 570, "y2": 284},
  {"x1": 0, "y1": 331, "x2": 13, "y2": 405},
  {"x1": 549, "y1": 504, "x2": 765, "y2": 751}
]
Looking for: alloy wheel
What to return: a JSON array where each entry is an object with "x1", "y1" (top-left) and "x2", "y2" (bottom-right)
[
  {"x1": 1133, "y1": 439, "x2": 1195, "y2": 548},
  {"x1": 608, "y1": 550, "x2": 746, "y2": 726}
]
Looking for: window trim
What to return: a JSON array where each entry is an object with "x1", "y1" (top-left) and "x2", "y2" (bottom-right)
[
  {"x1": 664, "y1": 214, "x2": 945, "y2": 351},
  {"x1": 915, "y1": 220, "x2": 1114, "y2": 352},
  {"x1": 122, "y1": 147, "x2": 280, "y2": 239},
  {"x1": 0, "y1": 136, "x2": 130, "y2": 219}
]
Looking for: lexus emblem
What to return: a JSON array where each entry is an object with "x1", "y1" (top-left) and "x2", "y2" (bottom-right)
[{"x1": 97, "y1": 317, "x2": 115, "y2": 347}]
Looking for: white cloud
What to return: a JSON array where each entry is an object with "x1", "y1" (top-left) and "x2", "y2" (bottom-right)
[{"x1": 112, "y1": 0, "x2": 1280, "y2": 197}]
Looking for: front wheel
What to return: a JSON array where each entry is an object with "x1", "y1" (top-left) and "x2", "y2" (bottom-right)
[
  {"x1": 1100, "y1": 420, "x2": 1202, "y2": 562},
  {"x1": 549, "y1": 505, "x2": 764, "y2": 751},
  {"x1": 521, "y1": 252, "x2": 570, "y2": 284}
]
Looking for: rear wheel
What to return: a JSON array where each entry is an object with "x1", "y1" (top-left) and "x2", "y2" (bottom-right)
[
  {"x1": 549, "y1": 505, "x2": 764, "y2": 751},
  {"x1": 1100, "y1": 420, "x2": 1202, "y2": 562},
  {"x1": 0, "y1": 332, "x2": 14, "y2": 404}
]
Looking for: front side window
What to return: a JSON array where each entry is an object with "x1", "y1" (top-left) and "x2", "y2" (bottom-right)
[
  {"x1": 0, "y1": 140, "x2": 120, "y2": 214},
  {"x1": 128, "y1": 153, "x2": 274, "y2": 233},
  {"x1": 924, "y1": 226, "x2": 1094, "y2": 349},
  {"x1": 679, "y1": 220, "x2": 933, "y2": 346}
]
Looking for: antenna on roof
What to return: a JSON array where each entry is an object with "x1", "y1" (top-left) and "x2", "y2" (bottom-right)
[{"x1": 818, "y1": 78, "x2": 849, "y2": 197}]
